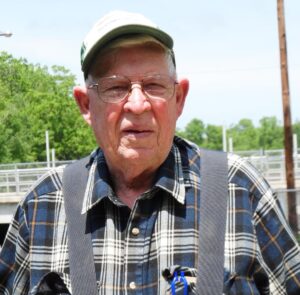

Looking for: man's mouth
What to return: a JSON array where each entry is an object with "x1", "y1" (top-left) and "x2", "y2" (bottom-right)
[
  {"x1": 125, "y1": 129, "x2": 148, "y2": 133},
  {"x1": 122, "y1": 128, "x2": 153, "y2": 137}
]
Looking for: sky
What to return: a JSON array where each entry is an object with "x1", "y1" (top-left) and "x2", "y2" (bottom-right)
[{"x1": 1, "y1": 0, "x2": 299, "y2": 129}]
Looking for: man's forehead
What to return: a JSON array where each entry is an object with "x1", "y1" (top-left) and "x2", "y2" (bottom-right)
[{"x1": 88, "y1": 42, "x2": 168, "y2": 78}]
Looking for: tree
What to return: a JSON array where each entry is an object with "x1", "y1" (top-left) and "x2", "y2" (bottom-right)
[
  {"x1": 177, "y1": 118, "x2": 205, "y2": 146},
  {"x1": 177, "y1": 116, "x2": 290, "y2": 152},
  {"x1": 1, "y1": 52, "x2": 298, "y2": 163},
  {"x1": 204, "y1": 124, "x2": 223, "y2": 150},
  {"x1": 228, "y1": 118, "x2": 259, "y2": 150},
  {"x1": 176, "y1": 120, "x2": 222, "y2": 150},
  {"x1": 258, "y1": 116, "x2": 283, "y2": 150},
  {"x1": 0, "y1": 52, "x2": 96, "y2": 163}
]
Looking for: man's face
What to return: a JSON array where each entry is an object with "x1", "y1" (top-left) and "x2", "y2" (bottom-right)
[{"x1": 75, "y1": 45, "x2": 188, "y2": 174}]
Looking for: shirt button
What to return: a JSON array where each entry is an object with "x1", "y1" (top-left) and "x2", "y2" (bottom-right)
[
  {"x1": 131, "y1": 227, "x2": 140, "y2": 236},
  {"x1": 129, "y1": 281, "x2": 136, "y2": 289}
]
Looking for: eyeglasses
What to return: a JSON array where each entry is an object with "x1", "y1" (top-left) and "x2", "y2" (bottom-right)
[{"x1": 87, "y1": 74, "x2": 178, "y2": 103}]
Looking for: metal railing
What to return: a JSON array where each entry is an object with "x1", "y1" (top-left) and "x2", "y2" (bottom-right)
[
  {"x1": 0, "y1": 153, "x2": 300, "y2": 234},
  {"x1": 0, "y1": 153, "x2": 300, "y2": 195},
  {"x1": 276, "y1": 188, "x2": 300, "y2": 231},
  {"x1": 245, "y1": 155, "x2": 300, "y2": 188},
  {"x1": 0, "y1": 167, "x2": 50, "y2": 194},
  {"x1": 0, "y1": 160, "x2": 72, "y2": 195},
  {"x1": 0, "y1": 160, "x2": 72, "y2": 171}
]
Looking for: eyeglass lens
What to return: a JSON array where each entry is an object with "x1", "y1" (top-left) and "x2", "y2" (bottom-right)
[{"x1": 96, "y1": 75, "x2": 176, "y2": 103}]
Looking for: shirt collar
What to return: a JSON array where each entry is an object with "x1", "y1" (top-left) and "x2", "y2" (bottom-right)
[
  {"x1": 81, "y1": 149, "x2": 113, "y2": 214},
  {"x1": 153, "y1": 144, "x2": 187, "y2": 204},
  {"x1": 81, "y1": 141, "x2": 191, "y2": 214}
]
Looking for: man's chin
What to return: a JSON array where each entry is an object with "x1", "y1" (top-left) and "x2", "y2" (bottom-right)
[{"x1": 118, "y1": 147, "x2": 155, "y2": 160}]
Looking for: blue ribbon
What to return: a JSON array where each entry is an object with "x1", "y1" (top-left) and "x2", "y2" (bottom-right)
[
  {"x1": 171, "y1": 271, "x2": 188, "y2": 295},
  {"x1": 171, "y1": 271, "x2": 178, "y2": 295}
]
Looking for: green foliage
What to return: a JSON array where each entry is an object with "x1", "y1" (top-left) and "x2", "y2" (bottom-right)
[
  {"x1": 181, "y1": 118, "x2": 205, "y2": 146},
  {"x1": 1, "y1": 51, "x2": 298, "y2": 163},
  {"x1": 178, "y1": 116, "x2": 299, "y2": 151},
  {"x1": 228, "y1": 119, "x2": 259, "y2": 150},
  {"x1": 258, "y1": 116, "x2": 283, "y2": 150},
  {"x1": 0, "y1": 52, "x2": 96, "y2": 163},
  {"x1": 176, "y1": 120, "x2": 223, "y2": 150},
  {"x1": 204, "y1": 124, "x2": 223, "y2": 150}
]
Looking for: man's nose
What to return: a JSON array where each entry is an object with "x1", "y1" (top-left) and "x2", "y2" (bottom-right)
[{"x1": 123, "y1": 83, "x2": 151, "y2": 114}]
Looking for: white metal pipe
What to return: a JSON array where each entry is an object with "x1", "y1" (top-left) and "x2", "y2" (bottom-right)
[
  {"x1": 222, "y1": 125, "x2": 227, "y2": 152},
  {"x1": 46, "y1": 131, "x2": 50, "y2": 168},
  {"x1": 51, "y1": 149, "x2": 56, "y2": 168}
]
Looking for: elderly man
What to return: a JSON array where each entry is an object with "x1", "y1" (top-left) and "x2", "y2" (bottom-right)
[{"x1": 1, "y1": 10, "x2": 300, "y2": 295}]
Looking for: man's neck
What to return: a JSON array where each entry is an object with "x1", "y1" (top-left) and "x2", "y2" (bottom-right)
[{"x1": 110, "y1": 169, "x2": 156, "y2": 209}]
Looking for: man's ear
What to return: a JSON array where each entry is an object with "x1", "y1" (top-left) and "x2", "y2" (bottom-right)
[
  {"x1": 175, "y1": 78, "x2": 189, "y2": 118},
  {"x1": 73, "y1": 86, "x2": 92, "y2": 125}
]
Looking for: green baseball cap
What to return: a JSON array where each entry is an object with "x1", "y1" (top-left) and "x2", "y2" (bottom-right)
[{"x1": 81, "y1": 10, "x2": 174, "y2": 75}]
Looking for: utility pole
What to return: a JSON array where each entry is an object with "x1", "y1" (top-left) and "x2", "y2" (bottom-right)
[{"x1": 277, "y1": 0, "x2": 297, "y2": 233}]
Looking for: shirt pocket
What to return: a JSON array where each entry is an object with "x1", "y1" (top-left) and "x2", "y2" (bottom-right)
[
  {"x1": 163, "y1": 265, "x2": 197, "y2": 295},
  {"x1": 33, "y1": 271, "x2": 71, "y2": 295}
]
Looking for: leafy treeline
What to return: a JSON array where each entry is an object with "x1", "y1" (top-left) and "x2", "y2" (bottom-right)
[
  {"x1": 0, "y1": 52, "x2": 96, "y2": 163},
  {"x1": 176, "y1": 117, "x2": 300, "y2": 151},
  {"x1": 1, "y1": 52, "x2": 300, "y2": 163}
]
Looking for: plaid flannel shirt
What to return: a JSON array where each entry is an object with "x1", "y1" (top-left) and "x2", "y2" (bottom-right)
[{"x1": 0, "y1": 136, "x2": 300, "y2": 294}]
